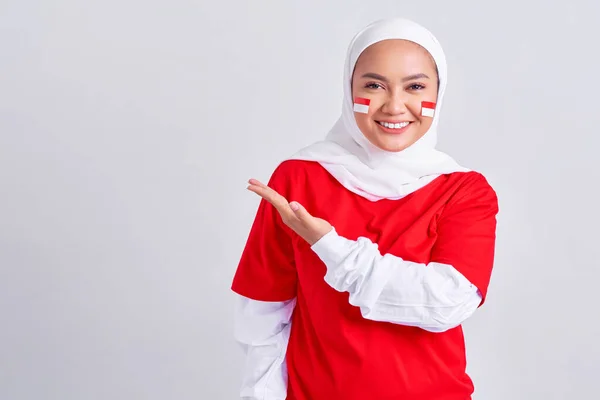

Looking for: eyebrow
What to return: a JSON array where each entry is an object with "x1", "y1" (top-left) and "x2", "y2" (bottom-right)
[{"x1": 360, "y1": 72, "x2": 431, "y2": 82}]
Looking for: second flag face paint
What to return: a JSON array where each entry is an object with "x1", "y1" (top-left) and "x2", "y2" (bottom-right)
[
  {"x1": 353, "y1": 97, "x2": 370, "y2": 114},
  {"x1": 421, "y1": 101, "x2": 436, "y2": 117}
]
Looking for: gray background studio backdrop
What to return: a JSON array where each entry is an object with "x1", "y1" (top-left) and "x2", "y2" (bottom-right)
[{"x1": 1, "y1": 1, "x2": 599, "y2": 399}]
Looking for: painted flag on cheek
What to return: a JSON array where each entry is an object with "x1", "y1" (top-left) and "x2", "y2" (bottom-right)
[
  {"x1": 421, "y1": 101, "x2": 436, "y2": 117},
  {"x1": 353, "y1": 97, "x2": 370, "y2": 114}
]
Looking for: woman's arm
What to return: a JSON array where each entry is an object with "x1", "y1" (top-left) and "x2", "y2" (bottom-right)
[
  {"x1": 233, "y1": 164, "x2": 304, "y2": 398},
  {"x1": 310, "y1": 174, "x2": 498, "y2": 332},
  {"x1": 311, "y1": 229, "x2": 482, "y2": 332},
  {"x1": 234, "y1": 295, "x2": 295, "y2": 400},
  {"x1": 247, "y1": 172, "x2": 498, "y2": 333}
]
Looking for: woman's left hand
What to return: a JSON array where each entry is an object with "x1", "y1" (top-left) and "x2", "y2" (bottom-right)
[{"x1": 247, "y1": 179, "x2": 333, "y2": 246}]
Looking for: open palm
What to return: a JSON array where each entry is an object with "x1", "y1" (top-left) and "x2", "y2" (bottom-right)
[{"x1": 247, "y1": 179, "x2": 333, "y2": 246}]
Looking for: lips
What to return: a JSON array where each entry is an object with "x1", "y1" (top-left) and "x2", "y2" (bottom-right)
[
  {"x1": 376, "y1": 120, "x2": 412, "y2": 134},
  {"x1": 377, "y1": 121, "x2": 410, "y2": 129}
]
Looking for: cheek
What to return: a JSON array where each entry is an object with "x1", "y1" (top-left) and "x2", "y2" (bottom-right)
[
  {"x1": 353, "y1": 113, "x2": 372, "y2": 133},
  {"x1": 353, "y1": 97, "x2": 381, "y2": 124},
  {"x1": 418, "y1": 116, "x2": 434, "y2": 133},
  {"x1": 413, "y1": 98, "x2": 437, "y2": 121},
  {"x1": 402, "y1": 100, "x2": 434, "y2": 138}
]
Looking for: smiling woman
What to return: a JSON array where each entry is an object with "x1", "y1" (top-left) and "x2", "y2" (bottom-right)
[
  {"x1": 231, "y1": 18, "x2": 499, "y2": 400},
  {"x1": 352, "y1": 39, "x2": 439, "y2": 152}
]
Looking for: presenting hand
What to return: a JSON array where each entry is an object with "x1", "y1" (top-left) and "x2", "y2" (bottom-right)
[{"x1": 247, "y1": 179, "x2": 333, "y2": 246}]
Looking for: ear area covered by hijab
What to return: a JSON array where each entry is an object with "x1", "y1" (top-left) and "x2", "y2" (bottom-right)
[{"x1": 289, "y1": 18, "x2": 470, "y2": 201}]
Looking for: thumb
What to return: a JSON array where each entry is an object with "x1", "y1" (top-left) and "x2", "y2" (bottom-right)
[{"x1": 289, "y1": 201, "x2": 310, "y2": 219}]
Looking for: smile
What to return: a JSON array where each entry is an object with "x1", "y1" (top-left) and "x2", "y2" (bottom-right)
[{"x1": 376, "y1": 121, "x2": 410, "y2": 129}]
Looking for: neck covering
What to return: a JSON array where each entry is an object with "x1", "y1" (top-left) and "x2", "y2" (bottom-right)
[{"x1": 289, "y1": 18, "x2": 470, "y2": 201}]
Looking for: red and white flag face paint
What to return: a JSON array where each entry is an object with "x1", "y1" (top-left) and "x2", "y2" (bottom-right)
[
  {"x1": 353, "y1": 97, "x2": 370, "y2": 114},
  {"x1": 421, "y1": 101, "x2": 436, "y2": 117}
]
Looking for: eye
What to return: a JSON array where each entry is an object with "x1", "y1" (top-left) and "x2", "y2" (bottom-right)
[
  {"x1": 365, "y1": 82, "x2": 384, "y2": 90},
  {"x1": 407, "y1": 83, "x2": 426, "y2": 90}
]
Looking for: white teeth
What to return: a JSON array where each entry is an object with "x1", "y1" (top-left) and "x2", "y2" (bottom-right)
[{"x1": 378, "y1": 121, "x2": 409, "y2": 129}]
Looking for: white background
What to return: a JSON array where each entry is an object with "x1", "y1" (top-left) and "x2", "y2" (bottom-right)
[{"x1": 1, "y1": 0, "x2": 599, "y2": 399}]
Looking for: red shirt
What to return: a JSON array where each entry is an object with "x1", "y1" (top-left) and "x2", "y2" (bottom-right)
[{"x1": 232, "y1": 160, "x2": 499, "y2": 400}]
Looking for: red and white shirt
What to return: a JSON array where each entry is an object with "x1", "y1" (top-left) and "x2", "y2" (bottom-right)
[{"x1": 232, "y1": 160, "x2": 499, "y2": 400}]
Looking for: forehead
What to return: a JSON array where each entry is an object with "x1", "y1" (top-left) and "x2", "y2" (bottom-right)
[{"x1": 354, "y1": 39, "x2": 436, "y2": 73}]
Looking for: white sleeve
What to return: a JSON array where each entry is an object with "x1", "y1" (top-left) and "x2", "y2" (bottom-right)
[
  {"x1": 311, "y1": 228, "x2": 482, "y2": 332},
  {"x1": 234, "y1": 294, "x2": 295, "y2": 400}
]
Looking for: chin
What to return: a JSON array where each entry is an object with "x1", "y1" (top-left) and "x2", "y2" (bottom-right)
[
  {"x1": 375, "y1": 139, "x2": 412, "y2": 152},
  {"x1": 362, "y1": 126, "x2": 419, "y2": 153}
]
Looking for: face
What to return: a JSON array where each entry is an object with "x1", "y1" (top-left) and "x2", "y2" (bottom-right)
[{"x1": 351, "y1": 39, "x2": 439, "y2": 152}]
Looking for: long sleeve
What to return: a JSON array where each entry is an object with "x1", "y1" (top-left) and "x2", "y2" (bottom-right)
[
  {"x1": 309, "y1": 174, "x2": 498, "y2": 333},
  {"x1": 311, "y1": 229, "x2": 481, "y2": 332},
  {"x1": 234, "y1": 294, "x2": 296, "y2": 400}
]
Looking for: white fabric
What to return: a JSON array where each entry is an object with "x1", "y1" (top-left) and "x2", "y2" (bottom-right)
[
  {"x1": 235, "y1": 297, "x2": 295, "y2": 400},
  {"x1": 289, "y1": 18, "x2": 470, "y2": 202},
  {"x1": 311, "y1": 228, "x2": 482, "y2": 331}
]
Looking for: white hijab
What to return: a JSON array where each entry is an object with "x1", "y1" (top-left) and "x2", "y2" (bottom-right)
[{"x1": 289, "y1": 18, "x2": 470, "y2": 201}]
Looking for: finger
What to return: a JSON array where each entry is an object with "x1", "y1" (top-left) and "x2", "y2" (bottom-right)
[
  {"x1": 247, "y1": 179, "x2": 279, "y2": 200},
  {"x1": 247, "y1": 183, "x2": 284, "y2": 206},
  {"x1": 247, "y1": 180, "x2": 295, "y2": 219},
  {"x1": 289, "y1": 201, "x2": 312, "y2": 222},
  {"x1": 248, "y1": 178, "x2": 269, "y2": 189},
  {"x1": 247, "y1": 179, "x2": 287, "y2": 209}
]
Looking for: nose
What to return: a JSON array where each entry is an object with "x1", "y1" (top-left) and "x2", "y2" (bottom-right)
[{"x1": 381, "y1": 90, "x2": 408, "y2": 115}]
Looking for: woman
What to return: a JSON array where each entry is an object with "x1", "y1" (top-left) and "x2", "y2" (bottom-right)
[{"x1": 231, "y1": 17, "x2": 498, "y2": 400}]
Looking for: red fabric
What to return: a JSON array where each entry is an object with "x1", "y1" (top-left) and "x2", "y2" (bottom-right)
[{"x1": 231, "y1": 160, "x2": 499, "y2": 400}]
